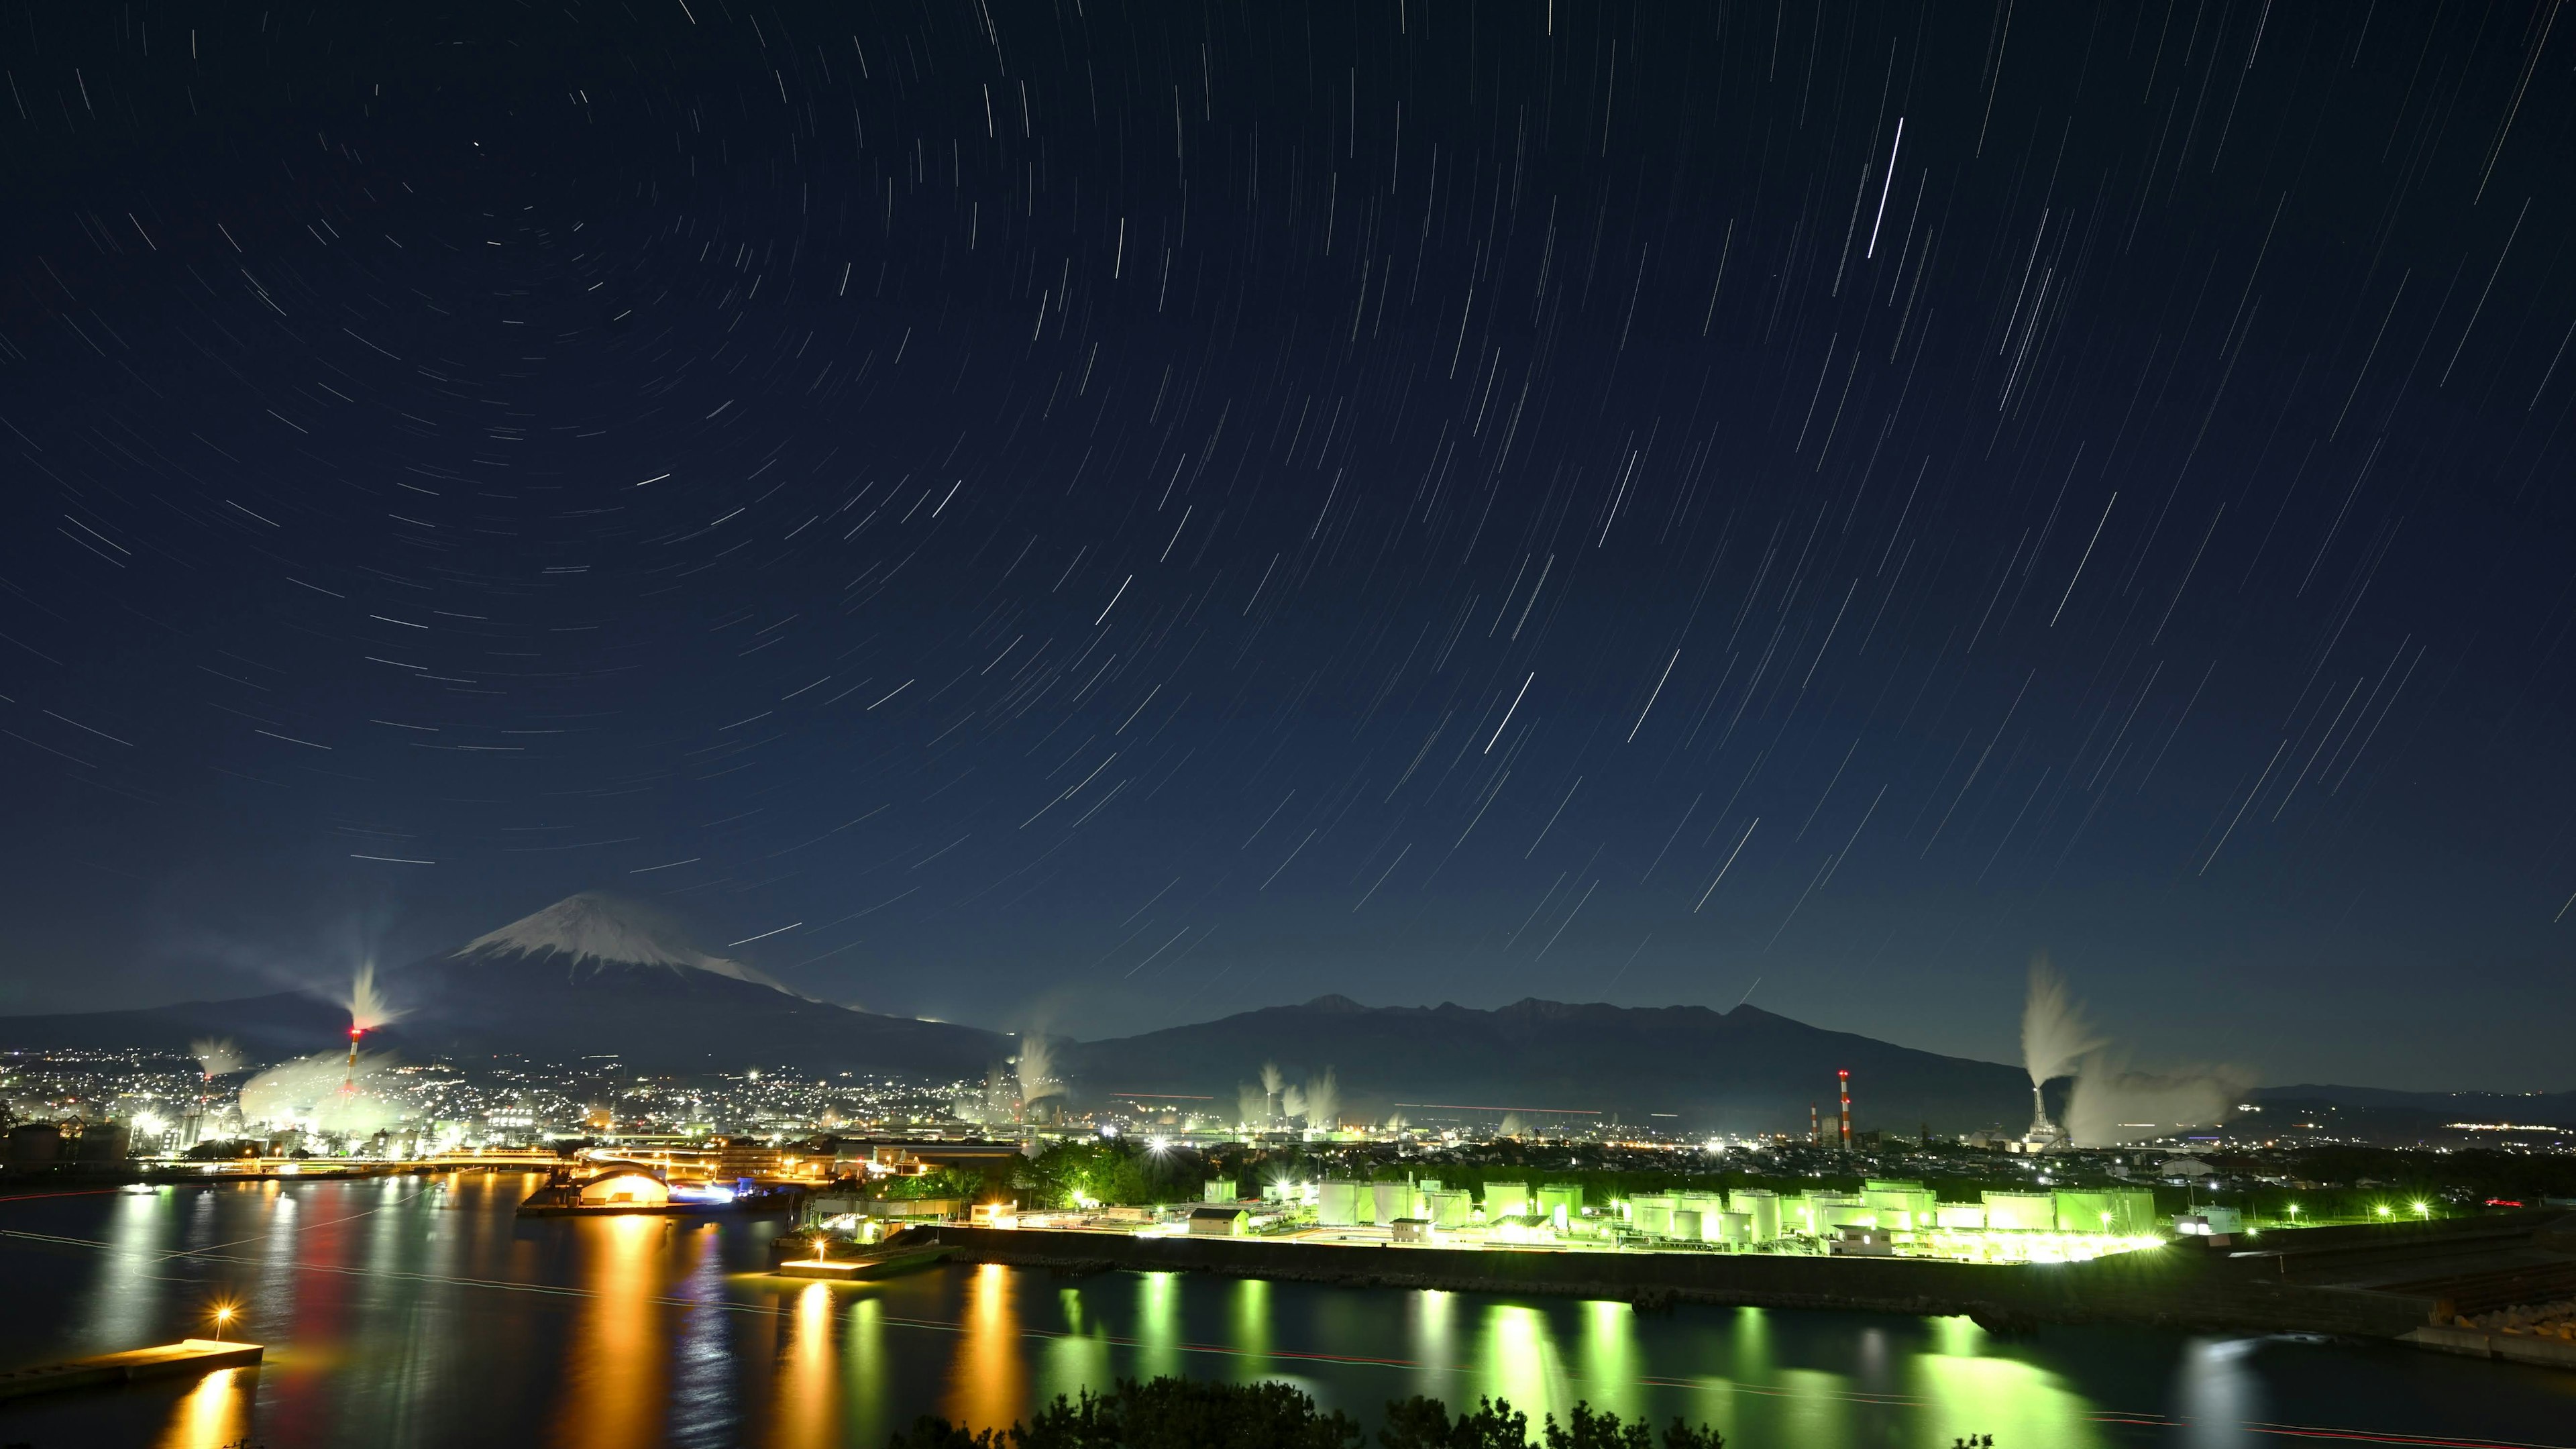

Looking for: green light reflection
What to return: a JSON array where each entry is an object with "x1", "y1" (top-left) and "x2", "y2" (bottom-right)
[{"x1": 1911, "y1": 1342, "x2": 2102, "y2": 1448}]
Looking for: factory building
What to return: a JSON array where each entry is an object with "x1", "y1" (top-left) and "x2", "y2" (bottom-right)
[{"x1": 1483, "y1": 1181, "x2": 1531, "y2": 1220}]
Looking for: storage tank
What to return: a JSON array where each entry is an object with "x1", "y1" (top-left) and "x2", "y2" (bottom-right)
[
  {"x1": 1672, "y1": 1209, "x2": 1703, "y2": 1242},
  {"x1": 1372, "y1": 1181, "x2": 1414, "y2": 1226},
  {"x1": 1729, "y1": 1189, "x2": 1782, "y2": 1241},
  {"x1": 1424, "y1": 1188, "x2": 1474, "y2": 1228},
  {"x1": 2052, "y1": 1190, "x2": 2116, "y2": 1234},
  {"x1": 1675, "y1": 1192, "x2": 1728, "y2": 1236},
  {"x1": 1318, "y1": 1180, "x2": 1364, "y2": 1227},
  {"x1": 1538, "y1": 1183, "x2": 1585, "y2": 1226},
  {"x1": 1797, "y1": 1193, "x2": 1862, "y2": 1236},
  {"x1": 1862, "y1": 1180, "x2": 1936, "y2": 1229},
  {"x1": 1711, "y1": 1211, "x2": 1753, "y2": 1244},
  {"x1": 1934, "y1": 1203, "x2": 1988, "y2": 1230},
  {"x1": 1483, "y1": 1181, "x2": 1532, "y2": 1220},
  {"x1": 2104, "y1": 1187, "x2": 2157, "y2": 1234},
  {"x1": 1203, "y1": 1178, "x2": 1238, "y2": 1203},
  {"x1": 1631, "y1": 1195, "x2": 1678, "y2": 1238},
  {"x1": 1982, "y1": 1190, "x2": 2055, "y2": 1231},
  {"x1": 1817, "y1": 1201, "x2": 1878, "y2": 1231}
]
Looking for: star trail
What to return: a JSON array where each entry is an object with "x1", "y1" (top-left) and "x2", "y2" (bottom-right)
[{"x1": 1, "y1": 0, "x2": 2571, "y2": 1087}]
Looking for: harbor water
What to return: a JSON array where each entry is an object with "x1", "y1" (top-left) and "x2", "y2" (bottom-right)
[{"x1": 1, "y1": 1173, "x2": 2571, "y2": 1448}]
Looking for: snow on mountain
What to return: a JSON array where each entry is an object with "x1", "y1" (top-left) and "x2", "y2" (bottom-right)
[{"x1": 454, "y1": 892, "x2": 790, "y2": 991}]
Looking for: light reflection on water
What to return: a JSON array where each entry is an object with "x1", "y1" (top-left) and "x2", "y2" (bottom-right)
[
  {"x1": 0, "y1": 1180, "x2": 2564, "y2": 1449},
  {"x1": 155, "y1": 1365, "x2": 251, "y2": 1449},
  {"x1": 553, "y1": 1213, "x2": 665, "y2": 1449},
  {"x1": 2171, "y1": 1337, "x2": 2268, "y2": 1449},
  {"x1": 769, "y1": 1281, "x2": 839, "y2": 1449},
  {"x1": 946, "y1": 1260, "x2": 1025, "y2": 1433},
  {"x1": 671, "y1": 1222, "x2": 739, "y2": 1448}
]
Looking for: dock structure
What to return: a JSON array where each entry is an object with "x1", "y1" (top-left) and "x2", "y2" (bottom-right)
[{"x1": 0, "y1": 1340, "x2": 263, "y2": 1402}]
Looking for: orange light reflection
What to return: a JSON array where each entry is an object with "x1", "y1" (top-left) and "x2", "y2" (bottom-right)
[
  {"x1": 767, "y1": 1281, "x2": 839, "y2": 1449},
  {"x1": 157, "y1": 1366, "x2": 252, "y2": 1449},
  {"x1": 550, "y1": 1215, "x2": 667, "y2": 1449},
  {"x1": 945, "y1": 1263, "x2": 1024, "y2": 1434}
]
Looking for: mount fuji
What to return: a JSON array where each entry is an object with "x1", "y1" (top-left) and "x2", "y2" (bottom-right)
[{"x1": 0, "y1": 893, "x2": 1006, "y2": 1079}]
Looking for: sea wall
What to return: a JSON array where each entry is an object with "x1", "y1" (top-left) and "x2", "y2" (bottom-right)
[{"x1": 906, "y1": 1226, "x2": 2433, "y2": 1338}]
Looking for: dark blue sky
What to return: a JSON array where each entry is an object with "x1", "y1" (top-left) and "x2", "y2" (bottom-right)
[{"x1": 2, "y1": 1, "x2": 2571, "y2": 1090}]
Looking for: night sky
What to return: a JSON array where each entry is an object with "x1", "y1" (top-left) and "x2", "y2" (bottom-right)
[{"x1": 2, "y1": 1, "x2": 2571, "y2": 1091}]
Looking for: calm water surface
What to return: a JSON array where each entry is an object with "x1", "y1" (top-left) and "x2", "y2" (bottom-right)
[{"x1": 1, "y1": 1173, "x2": 2571, "y2": 1448}]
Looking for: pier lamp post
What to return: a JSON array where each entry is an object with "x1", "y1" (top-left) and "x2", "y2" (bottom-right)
[
  {"x1": 2412, "y1": 1201, "x2": 2430, "y2": 1220},
  {"x1": 210, "y1": 1305, "x2": 237, "y2": 1344}
]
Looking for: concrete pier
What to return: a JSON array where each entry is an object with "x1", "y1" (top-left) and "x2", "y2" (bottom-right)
[{"x1": 0, "y1": 1340, "x2": 263, "y2": 1401}]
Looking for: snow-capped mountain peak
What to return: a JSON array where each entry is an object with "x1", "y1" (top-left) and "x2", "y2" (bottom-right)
[{"x1": 455, "y1": 892, "x2": 788, "y2": 991}]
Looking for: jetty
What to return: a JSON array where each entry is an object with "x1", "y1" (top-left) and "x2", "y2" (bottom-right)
[{"x1": 0, "y1": 1340, "x2": 262, "y2": 1402}]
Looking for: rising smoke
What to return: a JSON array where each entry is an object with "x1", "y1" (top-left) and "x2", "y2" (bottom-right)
[
  {"x1": 951, "y1": 1065, "x2": 1018, "y2": 1124},
  {"x1": 1237, "y1": 1081, "x2": 1268, "y2": 1127},
  {"x1": 2066, "y1": 1059, "x2": 2254, "y2": 1146},
  {"x1": 345, "y1": 962, "x2": 402, "y2": 1033},
  {"x1": 2021, "y1": 957, "x2": 2103, "y2": 1088},
  {"x1": 191, "y1": 1037, "x2": 245, "y2": 1079},
  {"x1": 2021, "y1": 957, "x2": 2244, "y2": 1146},
  {"x1": 1302, "y1": 1068, "x2": 1340, "y2": 1131},
  {"x1": 1014, "y1": 1032, "x2": 1058, "y2": 1104},
  {"x1": 237, "y1": 1050, "x2": 402, "y2": 1136}
]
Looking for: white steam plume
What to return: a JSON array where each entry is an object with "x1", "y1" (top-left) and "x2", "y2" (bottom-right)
[
  {"x1": 1260, "y1": 1061, "x2": 1285, "y2": 1097},
  {"x1": 1238, "y1": 1083, "x2": 1268, "y2": 1127},
  {"x1": 1281, "y1": 1085, "x2": 1307, "y2": 1120},
  {"x1": 191, "y1": 1038, "x2": 245, "y2": 1079},
  {"x1": 345, "y1": 962, "x2": 402, "y2": 1034},
  {"x1": 2021, "y1": 957, "x2": 2102, "y2": 1086},
  {"x1": 1015, "y1": 1033, "x2": 1058, "y2": 1103},
  {"x1": 2065, "y1": 1059, "x2": 2253, "y2": 1146},
  {"x1": 1303, "y1": 1069, "x2": 1340, "y2": 1131},
  {"x1": 237, "y1": 1051, "x2": 402, "y2": 1136}
]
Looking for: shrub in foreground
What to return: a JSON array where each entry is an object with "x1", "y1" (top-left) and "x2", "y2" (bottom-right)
[{"x1": 890, "y1": 1376, "x2": 1723, "y2": 1449}]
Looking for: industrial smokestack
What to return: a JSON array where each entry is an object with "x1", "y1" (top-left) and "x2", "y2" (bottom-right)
[
  {"x1": 1838, "y1": 1069, "x2": 1851, "y2": 1150},
  {"x1": 1809, "y1": 1102, "x2": 1819, "y2": 1145}
]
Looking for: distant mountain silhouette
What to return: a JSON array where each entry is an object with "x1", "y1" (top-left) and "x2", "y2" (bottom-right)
[
  {"x1": 2249, "y1": 1083, "x2": 2576, "y2": 1126},
  {"x1": 0, "y1": 893, "x2": 1006, "y2": 1079},
  {"x1": 1061, "y1": 995, "x2": 2041, "y2": 1135}
]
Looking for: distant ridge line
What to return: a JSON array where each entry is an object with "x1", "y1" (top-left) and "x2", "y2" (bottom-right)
[{"x1": 1392, "y1": 1102, "x2": 1601, "y2": 1114}]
